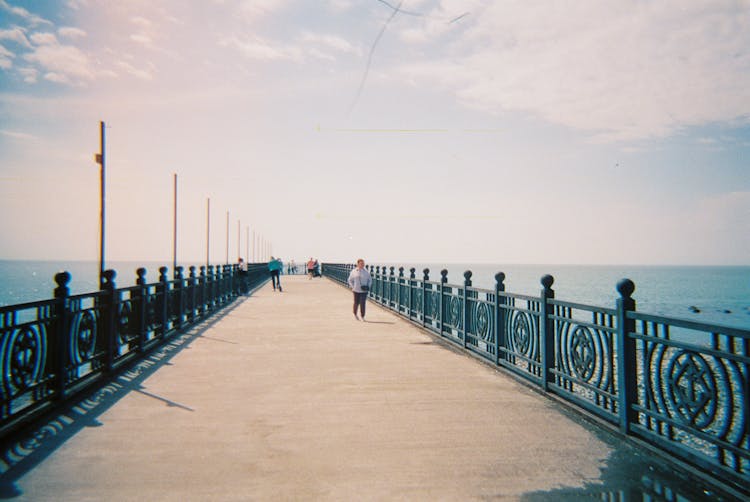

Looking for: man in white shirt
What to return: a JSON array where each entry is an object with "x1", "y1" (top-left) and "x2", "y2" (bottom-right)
[{"x1": 347, "y1": 259, "x2": 373, "y2": 321}]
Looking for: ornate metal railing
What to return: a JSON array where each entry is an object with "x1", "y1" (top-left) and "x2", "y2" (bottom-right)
[
  {"x1": 322, "y1": 263, "x2": 749, "y2": 495},
  {"x1": 0, "y1": 262, "x2": 269, "y2": 439}
]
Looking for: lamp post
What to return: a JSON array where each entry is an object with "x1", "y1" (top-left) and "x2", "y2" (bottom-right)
[
  {"x1": 173, "y1": 173, "x2": 177, "y2": 273},
  {"x1": 94, "y1": 121, "x2": 106, "y2": 289},
  {"x1": 206, "y1": 198, "x2": 210, "y2": 269}
]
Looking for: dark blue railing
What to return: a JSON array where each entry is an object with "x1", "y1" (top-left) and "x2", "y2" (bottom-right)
[
  {"x1": 0, "y1": 263, "x2": 269, "y2": 438},
  {"x1": 322, "y1": 263, "x2": 749, "y2": 494}
]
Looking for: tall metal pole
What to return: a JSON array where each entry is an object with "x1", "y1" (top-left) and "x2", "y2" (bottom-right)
[
  {"x1": 206, "y1": 198, "x2": 210, "y2": 269},
  {"x1": 173, "y1": 173, "x2": 177, "y2": 273},
  {"x1": 246, "y1": 226, "x2": 250, "y2": 264},
  {"x1": 96, "y1": 120, "x2": 106, "y2": 289},
  {"x1": 237, "y1": 219, "x2": 240, "y2": 261},
  {"x1": 252, "y1": 230, "x2": 256, "y2": 262},
  {"x1": 225, "y1": 210, "x2": 229, "y2": 264}
]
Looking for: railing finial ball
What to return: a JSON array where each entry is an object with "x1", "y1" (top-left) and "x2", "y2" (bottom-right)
[
  {"x1": 440, "y1": 269, "x2": 448, "y2": 283},
  {"x1": 541, "y1": 274, "x2": 554, "y2": 289},
  {"x1": 617, "y1": 278, "x2": 635, "y2": 298},
  {"x1": 495, "y1": 272, "x2": 505, "y2": 284},
  {"x1": 54, "y1": 271, "x2": 71, "y2": 287}
]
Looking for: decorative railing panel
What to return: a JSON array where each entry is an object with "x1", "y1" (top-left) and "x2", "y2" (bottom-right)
[
  {"x1": 498, "y1": 292, "x2": 544, "y2": 384},
  {"x1": 548, "y1": 299, "x2": 619, "y2": 421},
  {"x1": 321, "y1": 262, "x2": 749, "y2": 495},
  {"x1": 628, "y1": 312, "x2": 749, "y2": 486},
  {"x1": 0, "y1": 299, "x2": 57, "y2": 424},
  {"x1": 0, "y1": 262, "x2": 269, "y2": 439},
  {"x1": 464, "y1": 287, "x2": 496, "y2": 361}
]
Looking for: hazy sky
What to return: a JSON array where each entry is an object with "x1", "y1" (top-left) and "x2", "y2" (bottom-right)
[{"x1": 1, "y1": 0, "x2": 749, "y2": 266}]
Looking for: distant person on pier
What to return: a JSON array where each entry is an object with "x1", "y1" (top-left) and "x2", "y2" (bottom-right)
[
  {"x1": 313, "y1": 259, "x2": 320, "y2": 278},
  {"x1": 268, "y1": 256, "x2": 283, "y2": 292},
  {"x1": 347, "y1": 259, "x2": 372, "y2": 321},
  {"x1": 307, "y1": 258, "x2": 315, "y2": 279}
]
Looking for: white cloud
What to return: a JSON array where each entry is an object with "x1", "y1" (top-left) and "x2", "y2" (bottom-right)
[
  {"x1": 0, "y1": 43, "x2": 12, "y2": 68},
  {"x1": 697, "y1": 137, "x2": 718, "y2": 145},
  {"x1": 59, "y1": 26, "x2": 87, "y2": 39},
  {"x1": 66, "y1": 0, "x2": 88, "y2": 10},
  {"x1": 116, "y1": 60, "x2": 153, "y2": 80},
  {"x1": 0, "y1": 27, "x2": 32, "y2": 48},
  {"x1": 131, "y1": 16, "x2": 152, "y2": 28},
  {"x1": 43, "y1": 71, "x2": 70, "y2": 84},
  {"x1": 327, "y1": 0, "x2": 354, "y2": 12},
  {"x1": 0, "y1": 0, "x2": 52, "y2": 27},
  {"x1": 18, "y1": 66, "x2": 37, "y2": 83},
  {"x1": 394, "y1": 0, "x2": 750, "y2": 142},
  {"x1": 24, "y1": 43, "x2": 95, "y2": 82},
  {"x1": 0, "y1": 128, "x2": 36, "y2": 140},
  {"x1": 30, "y1": 32, "x2": 58, "y2": 45},
  {"x1": 219, "y1": 35, "x2": 301, "y2": 61},
  {"x1": 298, "y1": 32, "x2": 361, "y2": 56},
  {"x1": 130, "y1": 33, "x2": 153, "y2": 46},
  {"x1": 308, "y1": 48, "x2": 335, "y2": 62},
  {"x1": 237, "y1": 0, "x2": 288, "y2": 22}
]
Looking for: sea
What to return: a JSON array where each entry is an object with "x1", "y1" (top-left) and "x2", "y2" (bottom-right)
[
  {"x1": 1, "y1": 260, "x2": 749, "y2": 330},
  {"x1": 385, "y1": 262, "x2": 750, "y2": 330}
]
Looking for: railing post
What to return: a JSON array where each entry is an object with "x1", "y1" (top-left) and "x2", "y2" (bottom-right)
[
  {"x1": 409, "y1": 267, "x2": 416, "y2": 320},
  {"x1": 207, "y1": 265, "x2": 214, "y2": 311},
  {"x1": 422, "y1": 268, "x2": 429, "y2": 327},
  {"x1": 398, "y1": 267, "x2": 404, "y2": 313},
  {"x1": 217, "y1": 265, "x2": 224, "y2": 303},
  {"x1": 540, "y1": 274, "x2": 555, "y2": 391},
  {"x1": 463, "y1": 270, "x2": 472, "y2": 348},
  {"x1": 159, "y1": 266, "x2": 169, "y2": 336},
  {"x1": 174, "y1": 266, "x2": 184, "y2": 331},
  {"x1": 229, "y1": 263, "x2": 235, "y2": 297},
  {"x1": 102, "y1": 269, "x2": 117, "y2": 372},
  {"x1": 375, "y1": 266, "x2": 381, "y2": 302},
  {"x1": 616, "y1": 279, "x2": 637, "y2": 435},
  {"x1": 199, "y1": 266, "x2": 206, "y2": 315},
  {"x1": 389, "y1": 266, "x2": 395, "y2": 309},
  {"x1": 224, "y1": 265, "x2": 231, "y2": 301},
  {"x1": 189, "y1": 266, "x2": 197, "y2": 322},
  {"x1": 494, "y1": 272, "x2": 506, "y2": 366},
  {"x1": 440, "y1": 269, "x2": 448, "y2": 336},
  {"x1": 135, "y1": 267, "x2": 148, "y2": 352},
  {"x1": 53, "y1": 271, "x2": 71, "y2": 400},
  {"x1": 367, "y1": 265, "x2": 373, "y2": 298}
]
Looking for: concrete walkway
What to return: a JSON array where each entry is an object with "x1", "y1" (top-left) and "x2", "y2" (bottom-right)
[{"x1": 2, "y1": 276, "x2": 727, "y2": 501}]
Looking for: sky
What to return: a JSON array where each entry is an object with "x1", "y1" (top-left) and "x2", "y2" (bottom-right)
[{"x1": 0, "y1": 0, "x2": 749, "y2": 266}]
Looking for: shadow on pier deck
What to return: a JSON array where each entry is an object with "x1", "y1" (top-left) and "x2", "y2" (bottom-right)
[{"x1": 0, "y1": 276, "x2": 737, "y2": 501}]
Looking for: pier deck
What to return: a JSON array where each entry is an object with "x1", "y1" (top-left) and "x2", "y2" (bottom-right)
[{"x1": 4, "y1": 276, "x2": 721, "y2": 500}]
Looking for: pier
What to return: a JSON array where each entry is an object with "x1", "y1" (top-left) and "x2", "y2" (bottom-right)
[{"x1": 0, "y1": 267, "x2": 748, "y2": 500}]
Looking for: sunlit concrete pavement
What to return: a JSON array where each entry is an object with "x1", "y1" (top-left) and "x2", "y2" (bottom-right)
[{"x1": 5, "y1": 276, "x2": 728, "y2": 501}]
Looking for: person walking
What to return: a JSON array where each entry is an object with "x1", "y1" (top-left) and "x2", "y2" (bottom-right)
[
  {"x1": 307, "y1": 258, "x2": 315, "y2": 279},
  {"x1": 347, "y1": 259, "x2": 372, "y2": 321},
  {"x1": 268, "y1": 256, "x2": 283, "y2": 292}
]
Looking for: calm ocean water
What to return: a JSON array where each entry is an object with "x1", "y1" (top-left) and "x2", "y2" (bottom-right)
[
  {"x1": 1, "y1": 260, "x2": 749, "y2": 329},
  {"x1": 383, "y1": 262, "x2": 750, "y2": 330}
]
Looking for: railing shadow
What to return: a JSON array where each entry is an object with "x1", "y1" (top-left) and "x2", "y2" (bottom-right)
[
  {"x1": 0, "y1": 300, "x2": 245, "y2": 499},
  {"x1": 520, "y1": 429, "x2": 739, "y2": 502}
]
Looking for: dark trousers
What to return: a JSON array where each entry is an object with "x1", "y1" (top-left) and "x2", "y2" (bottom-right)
[
  {"x1": 353, "y1": 292, "x2": 367, "y2": 317},
  {"x1": 270, "y1": 270, "x2": 281, "y2": 290}
]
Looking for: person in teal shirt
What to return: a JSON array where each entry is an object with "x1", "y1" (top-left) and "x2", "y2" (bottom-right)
[{"x1": 268, "y1": 256, "x2": 283, "y2": 292}]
